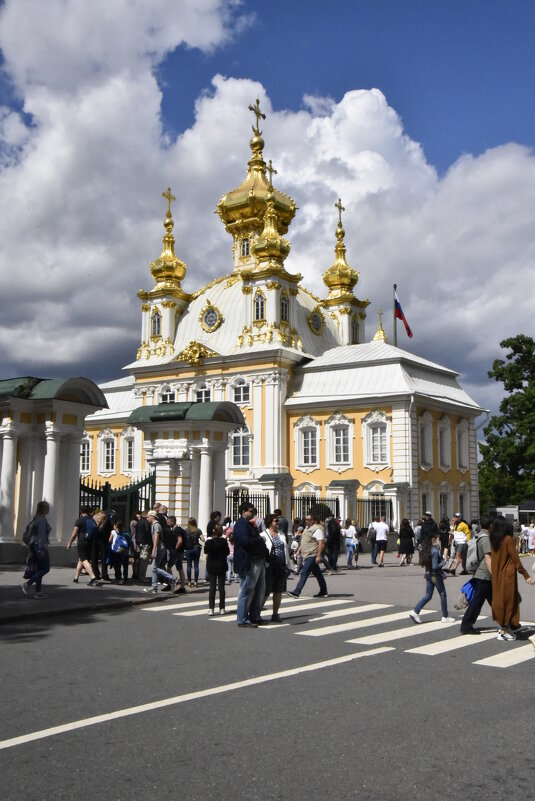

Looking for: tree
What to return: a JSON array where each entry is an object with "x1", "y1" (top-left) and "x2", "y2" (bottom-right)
[{"x1": 479, "y1": 334, "x2": 535, "y2": 510}]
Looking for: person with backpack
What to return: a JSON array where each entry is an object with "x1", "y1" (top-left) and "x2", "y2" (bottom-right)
[
  {"x1": 446, "y1": 513, "x2": 471, "y2": 576},
  {"x1": 367, "y1": 518, "x2": 378, "y2": 564},
  {"x1": 92, "y1": 510, "x2": 112, "y2": 582},
  {"x1": 167, "y1": 515, "x2": 187, "y2": 594},
  {"x1": 109, "y1": 520, "x2": 131, "y2": 584},
  {"x1": 21, "y1": 501, "x2": 51, "y2": 599},
  {"x1": 135, "y1": 510, "x2": 153, "y2": 583},
  {"x1": 67, "y1": 506, "x2": 101, "y2": 586},
  {"x1": 204, "y1": 522, "x2": 229, "y2": 615},
  {"x1": 460, "y1": 515, "x2": 493, "y2": 635},
  {"x1": 143, "y1": 511, "x2": 175, "y2": 594},
  {"x1": 325, "y1": 515, "x2": 341, "y2": 571},
  {"x1": 184, "y1": 517, "x2": 204, "y2": 587},
  {"x1": 409, "y1": 533, "x2": 455, "y2": 625}
]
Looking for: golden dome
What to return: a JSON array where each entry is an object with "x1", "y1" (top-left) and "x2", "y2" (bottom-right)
[
  {"x1": 373, "y1": 308, "x2": 388, "y2": 342},
  {"x1": 323, "y1": 198, "x2": 359, "y2": 300},
  {"x1": 216, "y1": 99, "x2": 297, "y2": 237}
]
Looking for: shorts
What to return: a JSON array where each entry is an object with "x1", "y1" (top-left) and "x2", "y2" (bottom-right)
[
  {"x1": 265, "y1": 563, "x2": 287, "y2": 595},
  {"x1": 168, "y1": 550, "x2": 184, "y2": 569},
  {"x1": 77, "y1": 541, "x2": 92, "y2": 562},
  {"x1": 376, "y1": 540, "x2": 387, "y2": 552},
  {"x1": 454, "y1": 542, "x2": 467, "y2": 554}
]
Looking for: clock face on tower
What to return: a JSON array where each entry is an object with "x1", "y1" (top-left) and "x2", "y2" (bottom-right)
[
  {"x1": 199, "y1": 301, "x2": 222, "y2": 333},
  {"x1": 308, "y1": 308, "x2": 325, "y2": 335}
]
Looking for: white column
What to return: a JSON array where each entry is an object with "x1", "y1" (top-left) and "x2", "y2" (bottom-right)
[
  {"x1": 212, "y1": 449, "x2": 227, "y2": 516},
  {"x1": 41, "y1": 427, "x2": 61, "y2": 533},
  {"x1": 252, "y1": 376, "x2": 264, "y2": 469},
  {"x1": 189, "y1": 449, "x2": 201, "y2": 520},
  {"x1": 15, "y1": 437, "x2": 34, "y2": 539},
  {"x1": 198, "y1": 446, "x2": 213, "y2": 535},
  {"x1": 60, "y1": 436, "x2": 83, "y2": 542},
  {"x1": 0, "y1": 428, "x2": 18, "y2": 539}
]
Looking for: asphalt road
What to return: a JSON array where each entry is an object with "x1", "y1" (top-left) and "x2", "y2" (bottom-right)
[{"x1": 1, "y1": 563, "x2": 535, "y2": 801}]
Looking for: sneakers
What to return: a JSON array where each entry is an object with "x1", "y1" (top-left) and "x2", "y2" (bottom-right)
[
  {"x1": 219, "y1": 608, "x2": 226, "y2": 615},
  {"x1": 88, "y1": 578, "x2": 100, "y2": 587},
  {"x1": 208, "y1": 609, "x2": 215, "y2": 616},
  {"x1": 21, "y1": 580, "x2": 33, "y2": 597},
  {"x1": 497, "y1": 629, "x2": 516, "y2": 641},
  {"x1": 409, "y1": 610, "x2": 422, "y2": 624},
  {"x1": 271, "y1": 614, "x2": 283, "y2": 623},
  {"x1": 287, "y1": 590, "x2": 299, "y2": 598},
  {"x1": 72, "y1": 577, "x2": 79, "y2": 583},
  {"x1": 441, "y1": 616, "x2": 455, "y2": 623},
  {"x1": 34, "y1": 592, "x2": 48, "y2": 599},
  {"x1": 173, "y1": 585, "x2": 186, "y2": 594},
  {"x1": 314, "y1": 592, "x2": 329, "y2": 598},
  {"x1": 460, "y1": 627, "x2": 480, "y2": 635},
  {"x1": 143, "y1": 587, "x2": 158, "y2": 594},
  {"x1": 161, "y1": 583, "x2": 172, "y2": 592}
]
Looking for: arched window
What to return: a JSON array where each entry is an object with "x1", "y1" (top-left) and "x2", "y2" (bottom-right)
[
  {"x1": 253, "y1": 290, "x2": 266, "y2": 322},
  {"x1": 280, "y1": 292, "x2": 289, "y2": 323},
  {"x1": 151, "y1": 310, "x2": 161, "y2": 338},
  {"x1": 161, "y1": 385, "x2": 175, "y2": 404},
  {"x1": 351, "y1": 316, "x2": 359, "y2": 344},
  {"x1": 233, "y1": 379, "x2": 250, "y2": 404},
  {"x1": 232, "y1": 427, "x2": 250, "y2": 467},
  {"x1": 241, "y1": 237, "x2": 250, "y2": 257},
  {"x1": 196, "y1": 383, "x2": 211, "y2": 403}
]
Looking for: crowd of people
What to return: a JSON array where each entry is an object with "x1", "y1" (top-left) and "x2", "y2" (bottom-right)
[{"x1": 19, "y1": 500, "x2": 535, "y2": 644}]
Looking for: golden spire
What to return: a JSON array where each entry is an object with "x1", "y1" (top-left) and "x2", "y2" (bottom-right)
[
  {"x1": 251, "y1": 159, "x2": 291, "y2": 266},
  {"x1": 216, "y1": 100, "x2": 297, "y2": 241},
  {"x1": 323, "y1": 198, "x2": 360, "y2": 300},
  {"x1": 138, "y1": 187, "x2": 190, "y2": 301},
  {"x1": 373, "y1": 308, "x2": 388, "y2": 342}
]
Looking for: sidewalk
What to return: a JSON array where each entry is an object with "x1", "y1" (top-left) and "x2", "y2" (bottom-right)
[{"x1": 0, "y1": 565, "x2": 205, "y2": 625}]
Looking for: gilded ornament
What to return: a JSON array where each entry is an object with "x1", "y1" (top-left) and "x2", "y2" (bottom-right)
[
  {"x1": 141, "y1": 303, "x2": 151, "y2": 312},
  {"x1": 199, "y1": 299, "x2": 223, "y2": 333},
  {"x1": 266, "y1": 281, "x2": 281, "y2": 290},
  {"x1": 242, "y1": 285, "x2": 253, "y2": 294},
  {"x1": 161, "y1": 301, "x2": 176, "y2": 309},
  {"x1": 175, "y1": 341, "x2": 217, "y2": 366},
  {"x1": 307, "y1": 306, "x2": 325, "y2": 336},
  {"x1": 373, "y1": 309, "x2": 388, "y2": 343}
]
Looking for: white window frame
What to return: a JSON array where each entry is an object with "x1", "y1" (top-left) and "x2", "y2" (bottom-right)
[
  {"x1": 280, "y1": 292, "x2": 289, "y2": 324},
  {"x1": 439, "y1": 482, "x2": 453, "y2": 520},
  {"x1": 241, "y1": 237, "x2": 250, "y2": 257},
  {"x1": 326, "y1": 412, "x2": 354, "y2": 472},
  {"x1": 437, "y1": 416, "x2": 451, "y2": 471},
  {"x1": 253, "y1": 290, "x2": 266, "y2": 322},
  {"x1": 80, "y1": 437, "x2": 91, "y2": 474},
  {"x1": 232, "y1": 379, "x2": 250, "y2": 405},
  {"x1": 231, "y1": 427, "x2": 251, "y2": 468},
  {"x1": 458, "y1": 483, "x2": 470, "y2": 521},
  {"x1": 97, "y1": 428, "x2": 116, "y2": 475},
  {"x1": 151, "y1": 309, "x2": 161, "y2": 338},
  {"x1": 195, "y1": 384, "x2": 211, "y2": 403},
  {"x1": 456, "y1": 419, "x2": 469, "y2": 472},
  {"x1": 361, "y1": 410, "x2": 391, "y2": 470},
  {"x1": 420, "y1": 480, "x2": 434, "y2": 519},
  {"x1": 419, "y1": 411, "x2": 433, "y2": 470},
  {"x1": 294, "y1": 414, "x2": 320, "y2": 473},
  {"x1": 120, "y1": 426, "x2": 136, "y2": 473},
  {"x1": 160, "y1": 384, "x2": 176, "y2": 404}
]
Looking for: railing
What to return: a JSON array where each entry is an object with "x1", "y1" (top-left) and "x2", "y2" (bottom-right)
[
  {"x1": 225, "y1": 490, "x2": 271, "y2": 522},
  {"x1": 291, "y1": 495, "x2": 340, "y2": 524}
]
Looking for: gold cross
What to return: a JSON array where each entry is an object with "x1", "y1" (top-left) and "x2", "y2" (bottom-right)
[
  {"x1": 335, "y1": 197, "x2": 345, "y2": 226},
  {"x1": 267, "y1": 159, "x2": 277, "y2": 190},
  {"x1": 378, "y1": 308, "x2": 383, "y2": 327},
  {"x1": 162, "y1": 186, "x2": 176, "y2": 216},
  {"x1": 248, "y1": 98, "x2": 266, "y2": 134}
]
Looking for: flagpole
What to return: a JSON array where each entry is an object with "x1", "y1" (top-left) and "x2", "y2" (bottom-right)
[{"x1": 393, "y1": 283, "x2": 397, "y2": 347}]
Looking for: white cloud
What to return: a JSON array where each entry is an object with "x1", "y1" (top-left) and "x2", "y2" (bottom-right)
[{"x1": 0, "y1": 1, "x2": 533, "y2": 417}]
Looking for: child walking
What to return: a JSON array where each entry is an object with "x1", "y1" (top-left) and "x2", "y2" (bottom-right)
[
  {"x1": 204, "y1": 523, "x2": 229, "y2": 616},
  {"x1": 409, "y1": 534, "x2": 455, "y2": 624}
]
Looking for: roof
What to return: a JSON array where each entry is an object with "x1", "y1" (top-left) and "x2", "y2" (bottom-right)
[
  {"x1": 0, "y1": 376, "x2": 107, "y2": 408},
  {"x1": 129, "y1": 401, "x2": 245, "y2": 427},
  {"x1": 285, "y1": 341, "x2": 484, "y2": 413}
]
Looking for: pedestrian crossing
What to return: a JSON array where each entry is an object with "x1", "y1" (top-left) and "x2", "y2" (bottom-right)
[{"x1": 140, "y1": 595, "x2": 535, "y2": 671}]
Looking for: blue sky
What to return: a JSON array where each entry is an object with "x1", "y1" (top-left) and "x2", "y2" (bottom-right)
[
  {"x1": 159, "y1": 1, "x2": 535, "y2": 174},
  {"x1": 0, "y1": 0, "x2": 533, "y2": 415}
]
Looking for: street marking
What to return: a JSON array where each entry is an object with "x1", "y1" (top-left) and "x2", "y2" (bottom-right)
[
  {"x1": 405, "y1": 631, "x2": 496, "y2": 655},
  {"x1": 474, "y1": 644, "x2": 535, "y2": 668},
  {"x1": 297, "y1": 610, "x2": 433, "y2": 637},
  {"x1": 140, "y1": 599, "x2": 210, "y2": 612},
  {"x1": 0, "y1": 648, "x2": 394, "y2": 752},
  {"x1": 200, "y1": 598, "x2": 356, "y2": 621},
  {"x1": 308, "y1": 603, "x2": 391, "y2": 622},
  {"x1": 346, "y1": 617, "x2": 459, "y2": 645},
  {"x1": 171, "y1": 596, "x2": 335, "y2": 617}
]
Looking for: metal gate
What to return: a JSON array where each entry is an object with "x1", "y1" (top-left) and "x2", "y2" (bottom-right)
[
  {"x1": 79, "y1": 472, "x2": 156, "y2": 523},
  {"x1": 225, "y1": 489, "x2": 271, "y2": 522},
  {"x1": 291, "y1": 495, "x2": 340, "y2": 524},
  {"x1": 354, "y1": 497, "x2": 393, "y2": 527}
]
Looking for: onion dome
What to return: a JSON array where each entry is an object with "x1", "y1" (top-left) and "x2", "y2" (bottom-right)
[
  {"x1": 139, "y1": 187, "x2": 190, "y2": 301},
  {"x1": 323, "y1": 198, "x2": 360, "y2": 301},
  {"x1": 251, "y1": 160, "x2": 291, "y2": 266},
  {"x1": 216, "y1": 99, "x2": 297, "y2": 238}
]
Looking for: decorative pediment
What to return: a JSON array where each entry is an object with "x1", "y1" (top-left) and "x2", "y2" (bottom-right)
[
  {"x1": 294, "y1": 414, "x2": 318, "y2": 429},
  {"x1": 362, "y1": 409, "x2": 388, "y2": 425},
  {"x1": 174, "y1": 341, "x2": 218, "y2": 366}
]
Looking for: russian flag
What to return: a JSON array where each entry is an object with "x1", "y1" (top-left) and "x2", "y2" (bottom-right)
[{"x1": 394, "y1": 291, "x2": 413, "y2": 338}]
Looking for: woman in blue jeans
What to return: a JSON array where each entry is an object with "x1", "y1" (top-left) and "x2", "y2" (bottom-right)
[
  {"x1": 184, "y1": 517, "x2": 204, "y2": 587},
  {"x1": 409, "y1": 534, "x2": 455, "y2": 624},
  {"x1": 21, "y1": 501, "x2": 51, "y2": 599}
]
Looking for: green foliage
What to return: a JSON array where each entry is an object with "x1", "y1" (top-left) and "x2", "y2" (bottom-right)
[{"x1": 479, "y1": 335, "x2": 535, "y2": 510}]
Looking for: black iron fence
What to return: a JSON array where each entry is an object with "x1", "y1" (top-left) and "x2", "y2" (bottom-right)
[
  {"x1": 79, "y1": 472, "x2": 156, "y2": 523},
  {"x1": 354, "y1": 497, "x2": 393, "y2": 527},
  {"x1": 291, "y1": 495, "x2": 340, "y2": 524},
  {"x1": 225, "y1": 490, "x2": 271, "y2": 522}
]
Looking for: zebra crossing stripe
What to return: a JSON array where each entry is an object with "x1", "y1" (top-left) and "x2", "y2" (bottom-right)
[
  {"x1": 473, "y1": 644, "x2": 535, "y2": 668},
  {"x1": 173, "y1": 597, "x2": 349, "y2": 617},
  {"x1": 307, "y1": 603, "x2": 391, "y2": 622},
  {"x1": 211, "y1": 598, "x2": 359, "y2": 622},
  {"x1": 346, "y1": 617, "x2": 459, "y2": 645},
  {"x1": 405, "y1": 630, "x2": 495, "y2": 655},
  {"x1": 296, "y1": 610, "x2": 433, "y2": 637}
]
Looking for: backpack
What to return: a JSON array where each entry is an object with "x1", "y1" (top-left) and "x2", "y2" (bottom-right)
[
  {"x1": 466, "y1": 534, "x2": 483, "y2": 574},
  {"x1": 83, "y1": 516, "x2": 98, "y2": 541},
  {"x1": 23, "y1": 519, "x2": 37, "y2": 547},
  {"x1": 161, "y1": 522, "x2": 177, "y2": 550},
  {"x1": 112, "y1": 533, "x2": 129, "y2": 553}
]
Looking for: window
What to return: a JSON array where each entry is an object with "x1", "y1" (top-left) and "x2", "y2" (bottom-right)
[
  {"x1": 104, "y1": 440, "x2": 115, "y2": 472},
  {"x1": 421, "y1": 493, "x2": 428, "y2": 514},
  {"x1": 362, "y1": 410, "x2": 391, "y2": 469},
  {"x1": 456, "y1": 419, "x2": 469, "y2": 470},
  {"x1": 233, "y1": 379, "x2": 250, "y2": 404},
  {"x1": 125, "y1": 439, "x2": 134, "y2": 471},
  {"x1": 151, "y1": 310, "x2": 161, "y2": 338},
  {"x1": 439, "y1": 492, "x2": 449, "y2": 520},
  {"x1": 254, "y1": 290, "x2": 265, "y2": 321},
  {"x1": 280, "y1": 293, "x2": 289, "y2": 323},
  {"x1": 196, "y1": 384, "x2": 210, "y2": 403},
  {"x1": 438, "y1": 416, "x2": 451, "y2": 470},
  {"x1": 333, "y1": 426, "x2": 349, "y2": 463},
  {"x1": 232, "y1": 427, "x2": 250, "y2": 467},
  {"x1": 326, "y1": 412, "x2": 353, "y2": 471},
  {"x1": 241, "y1": 237, "x2": 250, "y2": 257},
  {"x1": 351, "y1": 316, "x2": 359, "y2": 344},
  {"x1": 161, "y1": 385, "x2": 175, "y2": 403},
  {"x1": 419, "y1": 412, "x2": 433, "y2": 469},
  {"x1": 302, "y1": 428, "x2": 317, "y2": 465},
  {"x1": 80, "y1": 440, "x2": 90, "y2": 473}
]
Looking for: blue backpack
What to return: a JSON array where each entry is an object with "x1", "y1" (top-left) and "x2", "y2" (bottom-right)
[{"x1": 83, "y1": 516, "x2": 98, "y2": 541}]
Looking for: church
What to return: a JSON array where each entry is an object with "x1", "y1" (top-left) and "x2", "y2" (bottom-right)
[{"x1": 83, "y1": 100, "x2": 483, "y2": 532}]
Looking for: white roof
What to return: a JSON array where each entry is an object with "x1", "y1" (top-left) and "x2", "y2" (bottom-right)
[
  {"x1": 285, "y1": 341, "x2": 483, "y2": 412},
  {"x1": 85, "y1": 375, "x2": 138, "y2": 423}
]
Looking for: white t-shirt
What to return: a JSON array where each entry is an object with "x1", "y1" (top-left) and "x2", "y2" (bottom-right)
[
  {"x1": 374, "y1": 521, "x2": 389, "y2": 542},
  {"x1": 342, "y1": 525, "x2": 357, "y2": 540}
]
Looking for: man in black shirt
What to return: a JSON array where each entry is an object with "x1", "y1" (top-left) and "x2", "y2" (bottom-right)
[
  {"x1": 135, "y1": 510, "x2": 153, "y2": 583},
  {"x1": 167, "y1": 515, "x2": 187, "y2": 593}
]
